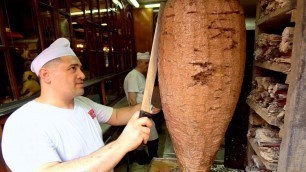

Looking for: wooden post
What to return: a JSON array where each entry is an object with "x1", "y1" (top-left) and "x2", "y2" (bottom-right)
[
  {"x1": 101, "y1": 81, "x2": 107, "y2": 105},
  {"x1": 0, "y1": 1, "x2": 19, "y2": 100},
  {"x1": 277, "y1": 0, "x2": 306, "y2": 171},
  {"x1": 0, "y1": 115, "x2": 10, "y2": 171}
]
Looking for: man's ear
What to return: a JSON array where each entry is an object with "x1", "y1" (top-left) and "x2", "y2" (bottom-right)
[{"x1": 39, "y1": 68, "x2": 51, "y2": 84}]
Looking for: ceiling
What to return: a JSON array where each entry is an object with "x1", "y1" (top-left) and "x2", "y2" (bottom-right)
[
  {"x1": 137, "y1": 0, "x2": 256, "y2": 16},
  {"x1": 136, "y1": 0, "x2": 257, "y2": 29}
]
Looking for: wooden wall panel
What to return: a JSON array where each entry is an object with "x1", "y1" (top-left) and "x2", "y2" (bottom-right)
[{"x1": 133, "y1": 8, "x2": 153, "y2": 53}]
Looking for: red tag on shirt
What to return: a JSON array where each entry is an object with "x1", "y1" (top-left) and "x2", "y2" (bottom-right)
[{"x1": 88, "y1": 109, "x2": 96, "y2": 119}]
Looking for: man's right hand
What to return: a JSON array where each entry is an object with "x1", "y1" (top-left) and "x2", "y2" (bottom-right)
[{"x1": 116, "y1": 111, "x2": 152, "y2": 151}]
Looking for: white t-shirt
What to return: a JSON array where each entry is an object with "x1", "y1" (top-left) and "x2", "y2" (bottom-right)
[
  {"x1": 2, "y1": 96, "x2": 113, "y2": 171},
  {"x1": 124, "y1": 69, "x2": 159, "y2": 141}
]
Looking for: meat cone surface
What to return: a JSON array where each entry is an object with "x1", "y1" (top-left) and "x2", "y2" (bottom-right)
[{"x1": 158, "y1": 0, "x2": 246, "y2": 171}]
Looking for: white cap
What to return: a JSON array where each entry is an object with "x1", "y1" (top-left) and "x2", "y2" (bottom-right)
[
  {"x1": 137, "y1": 52, "x2": 150, "y2": 60},
  {"x1": 31, "y1": 38, "x2": 76, "y2": 75}
]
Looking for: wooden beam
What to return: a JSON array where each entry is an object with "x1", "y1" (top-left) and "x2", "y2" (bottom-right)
[{"x1": 278, "y1": 0, "x2": 306, "y2": 171}]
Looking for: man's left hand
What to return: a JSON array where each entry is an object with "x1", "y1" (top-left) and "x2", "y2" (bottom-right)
[{"x1": 151, "y1": 106, "x2": 161, "y2": 115}]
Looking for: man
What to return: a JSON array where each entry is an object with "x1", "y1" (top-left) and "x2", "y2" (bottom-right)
[
  {"x1": 2, "y1": 38, "x2": 153, "y2": 171},
  {"x1": 123, "y1": 52, "x2": 159, "y2": 164}
]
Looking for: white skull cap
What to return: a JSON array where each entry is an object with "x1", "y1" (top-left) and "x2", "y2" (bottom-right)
[
  {"x1": 31, "y1": 38, "x2": 76, "y2": 75},
  {"x1": 137, "y1": 51, "x2": 150, "y2": 60}
]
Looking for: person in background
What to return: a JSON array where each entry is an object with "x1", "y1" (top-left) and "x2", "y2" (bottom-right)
[
  {"x1": 123, "y1": 52, "x2": 159, "y2": 164},
  {"x1": 2, "y1": 38, "x2": 154, "y2": 172}
]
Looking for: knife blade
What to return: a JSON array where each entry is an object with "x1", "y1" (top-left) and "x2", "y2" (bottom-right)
[
  {"x1": 140, "y1": 2, "x2": 165, "y2": 116},
  {"x1": 137, "y1": 2, "x2": 165, "y2": 150}
]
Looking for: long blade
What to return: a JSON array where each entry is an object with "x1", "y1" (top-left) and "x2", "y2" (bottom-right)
[{"x1": 141, "y1": 2, "x2": 166, "y2": 113}]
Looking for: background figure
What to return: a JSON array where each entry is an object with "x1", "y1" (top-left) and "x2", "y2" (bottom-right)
[
  {"x1": 20, "y1": 71, "x2": 40, "y2": 98},
  {"x1": 124, "y1": 52, "x2": 159, "y2": 164}
]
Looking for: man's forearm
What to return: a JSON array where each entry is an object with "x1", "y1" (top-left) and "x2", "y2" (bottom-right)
[
  {"x1": 36, "y1": 111, "x2": 150, "y2": 172},
  {"x1": 35, "y1": 140, "x2": 127, "y2": 172},
  {"x1": 127, "y1": 92, "x2": 137, "y2": 106},
  {"x1": 108, "y1": 104, "x2": 141, "y2": 126},
  {"x1": 129, "y1": 99, "x2": 137, "y2": 106}
]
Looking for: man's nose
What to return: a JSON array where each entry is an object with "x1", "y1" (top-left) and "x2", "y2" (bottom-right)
[{"x1": 79, "y1": 69, "x2": 86, "y2": 80}]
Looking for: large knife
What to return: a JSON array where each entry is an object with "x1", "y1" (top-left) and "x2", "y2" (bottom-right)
[{"x1": 137, "y1": 2, "x2": 165, "y2": 149}]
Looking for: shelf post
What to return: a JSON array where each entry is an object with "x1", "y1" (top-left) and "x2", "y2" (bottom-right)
[{"x1": 278, "y1": 0, "x2": 306, "y2": 171}]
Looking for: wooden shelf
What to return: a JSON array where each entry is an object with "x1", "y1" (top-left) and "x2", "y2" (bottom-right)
[
  {"x1": 257, "y1": 1, "x2": 296, "y2": 26},
  {"x1": 0, "y1": 71, "x2": 130, "y2": 117},
  {"x1": 246, "y1": 98, "x2": 283, "y2": 128},
  {"x1": 255, "y1": 61, "x2": 290, "y2": 74},
  {"x1": 247, "y1": 0, "x2": 306, "y2": 170},
  {"x1": 248, "y1": 138, "x2": 278, "y2": 171}
]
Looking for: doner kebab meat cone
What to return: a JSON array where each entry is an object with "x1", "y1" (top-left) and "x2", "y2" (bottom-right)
[{"x1": 158, "y1": 0, "x2": 246, "y2": 171}]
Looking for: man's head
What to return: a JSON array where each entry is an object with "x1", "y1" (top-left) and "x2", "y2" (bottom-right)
[
  {"x1": 31, "y1": 38, "x2": 85, "y2": 98},
  {"x1": 31, "y1": 38, "x2": 77, "y2": 76},
  {"x1": 136, "y1": 52, "x2": 150, "y2": 74}
]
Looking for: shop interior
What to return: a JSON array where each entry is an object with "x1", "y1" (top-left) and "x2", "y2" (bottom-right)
[{"x1": 0, "y1": 0, "x2": 305, "y2": 171}]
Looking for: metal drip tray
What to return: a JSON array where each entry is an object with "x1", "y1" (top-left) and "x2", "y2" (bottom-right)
[{"x1": 148, "y1": 158, "x2": 180, "y2": 172}]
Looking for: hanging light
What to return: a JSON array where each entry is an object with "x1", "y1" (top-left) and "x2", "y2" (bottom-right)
[
  {"x1": 70, "y1": 8, "x2": 115, "y2": 16},
  {"x1": 112, "y1": 0, "x2": 123, "y2": 9},
  {"x1": 144, "y1": 3, "x2": 160, "y2": 8},
  {"x1": 127, "y1": 0, "x2": 139, "y2": 8}
]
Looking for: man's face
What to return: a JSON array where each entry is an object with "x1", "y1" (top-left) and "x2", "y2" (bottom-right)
[
  {"x1": 49, "y1": 56, "x2": 85, "y2": 98},
  {"x1": 140, "y1": 59, "x2": 149, "y2": 73}
]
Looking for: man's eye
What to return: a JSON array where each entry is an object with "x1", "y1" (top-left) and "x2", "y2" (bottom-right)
[{"x1": 70, "y1": 66, "x2": 77, "y2": 71}]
